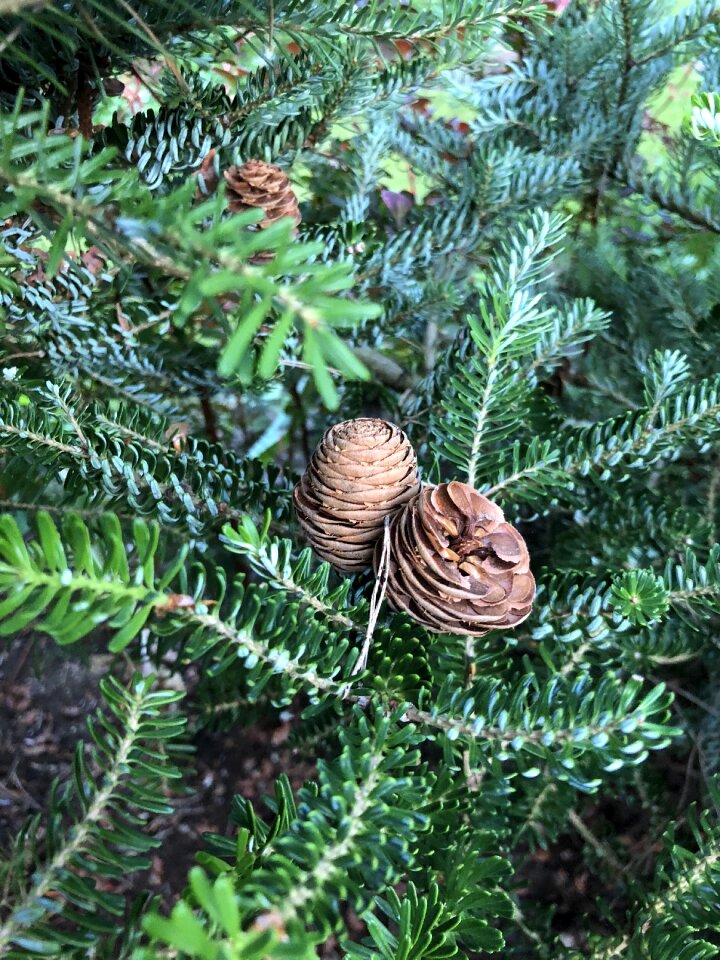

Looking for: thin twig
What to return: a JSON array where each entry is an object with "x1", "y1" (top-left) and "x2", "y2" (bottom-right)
[
  {"x1": 352, "y1": 519, "x2": 390, "y2": 676},
  {"x1": 0, "y1": 498, "x2": 134, "y2": 520},
  {"x1": 462, "y1": 637, "x2": 477, "y2": 786},
  {"x1": 52, "y1": 391, "x2": 89, "y2": 450},
  {"x1": 199, "y1": 391, "x2": 219, "y2": 443},
  {"x1": 568, "y1": 809, "x2": 624, "y2": 873},
  {"x1": 2, "y1": 350, "x2": 45, "y2": 362},
  {"x1": 289, "y1": 378, "x2": 311, "y2": 464},
  {"x1": 114, "y1": 0, "x2": 189, "y2": 93},
  {"x1": 281, "y1": 358, "x2": 342, "y2": 377}
]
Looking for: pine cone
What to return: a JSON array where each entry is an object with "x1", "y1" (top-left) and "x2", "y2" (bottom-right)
[
  {"x1": 293, "y1": 418, "x2": 421, "y2": 573},
  {"x1": 224, "y1": 160, "x2": 301, "y2": 228},
  {"x1": 379, "y1": 481, "x2": 535, "y2": 636}
]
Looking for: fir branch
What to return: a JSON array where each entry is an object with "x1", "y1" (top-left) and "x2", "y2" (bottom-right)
[
  {"x1": 514, "y1": 781, "x2": 558, "y2": 843},
  {"x1": 0, "y1": 421, "x2": 82, "y2": 456},
  {"x1": 139, "y1": 1, "x2": 547, "y2": 46},
  {"x1": 95, "y1": 415, "x2": 175, "y2": 455},
  {"x1": 612, "y1": 169, "x2": 720, "y2": 234},
  {"x1": 430, "y1": 210, "x2": 567, "y2": 485},
  {"x1": 0, "y1": 689, "x2": 146, "y2": 953},
  {"x1": 481, "y1": 439, "x2": 562, "y2": 503},
  {"x1": 262, "y1": 568, "x2": 355, "y2": 629},
  {"x1": 406, "y1": 683, "x2": 660, "y2": 751},
  {"x1": 0, "y1": 498, "x2": 134, "y2": 520},
  {"x1": 0, "y1": 126, "x2": 379, "y2": 404},
  {"x1": 0, "y1": 675, "x2": 185, "y2": 957},
  {"x1": 142, "y1": 713, "x2": 429, "y2": 956},
  {"x1": 529, "y1": 299, "x2": 611, "y2": 381},
  {"x1": 559, "y1": 642, "x2": 594, "y2": 677},
  {"x1": 93, "y1": 191, "x2": 327, "y2": 328},
  {"x1": 631, "y1": 0, "x2": 719, "y2": 67},
  {"x1": 556, "y1": 374, "x2": 720, "y2": 492},
  {"x1": 188, "y1": 610, "x2": 348, "y2": 698},
  {"x1": 591, "y1": 807, "x2": 720, "y2": 960},
  {"x1": 466, "y1": 359, "x2": 499, "y2": 490},
  {"x1": 277, "y1": 748, "x2": 383, "y2": 924},
  {"x1": 0, "y1": 391, "x2": 290, "y2": 533},
  {"x1": 221, "y1": 519, "x2": 365, "y2": 631}
]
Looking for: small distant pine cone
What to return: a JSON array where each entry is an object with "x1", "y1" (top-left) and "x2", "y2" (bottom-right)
[
  {"x1": 294, "y1": 418, "x2": 421, "y2": 573},
  {"x1": 378, "y1": 481, "x2": 535, "y2": 636},
  {"x1": 224, "y1": 160, "x2": 300, "y2": 263},
  {"x1": 224, "y1": 160, "x2": 301, "y2": 227}
]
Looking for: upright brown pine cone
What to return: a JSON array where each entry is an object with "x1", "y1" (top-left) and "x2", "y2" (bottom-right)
[
  {"x1": 224, "y1": 160, "x2": 301, "y2": 227},
  {"x1": 293, "y1": 419, "x2": 421, "y2": 573},
  {"x1": 224, "y1": 160, "x2": 300, "y2": 263},
  {"x1": 378, "y1": 481, "x2": 535, "y2": 636}
]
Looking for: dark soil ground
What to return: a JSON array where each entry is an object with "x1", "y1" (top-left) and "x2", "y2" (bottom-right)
[{"x1": 0, "y1": 638, "x2": 700, "y2": 957}]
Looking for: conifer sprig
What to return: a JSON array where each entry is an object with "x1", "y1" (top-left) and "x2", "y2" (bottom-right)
[{"x1": 0, "y1": 675, "x2": 186, "y2": 959}]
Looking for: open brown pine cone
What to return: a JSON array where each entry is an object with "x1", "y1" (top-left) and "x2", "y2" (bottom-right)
[
  {"x1": 377, "y1": 481, "x2": 535, "y2": 636},
  {"x1": 293, "y1": 418, "x2": 421, "y2": 573}
]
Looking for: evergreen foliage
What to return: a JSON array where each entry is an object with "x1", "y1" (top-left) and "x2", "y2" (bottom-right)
[
  {"x1": 2, "y1": 0, "x2": 720, "y2": 958},
  {"x1": 0, "y1": 674, "x2": 187, "y2": 958}
]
